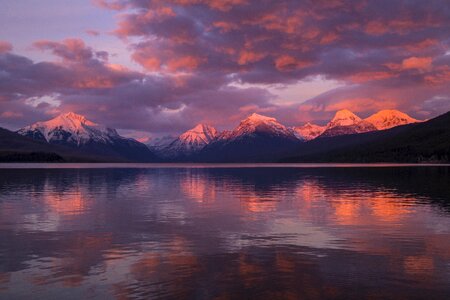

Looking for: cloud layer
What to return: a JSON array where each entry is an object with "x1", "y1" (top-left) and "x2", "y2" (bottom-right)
[{"x1": 1, "y1": 0, "x2": 450, "y2": 136}]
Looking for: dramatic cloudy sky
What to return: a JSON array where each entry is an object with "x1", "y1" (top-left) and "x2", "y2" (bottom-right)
[{"x1": 1, "y1": 0, "x2": 449, "y2": 139}]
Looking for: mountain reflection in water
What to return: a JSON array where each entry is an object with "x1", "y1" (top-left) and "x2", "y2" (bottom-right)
[{"x1": 0, "y1": 166, "x2": 449, "y2": 299}]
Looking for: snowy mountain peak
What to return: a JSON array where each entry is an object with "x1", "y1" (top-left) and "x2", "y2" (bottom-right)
[
  {"x1": 17, "y1": 112, "x2": 119, "y2": 145},
  {"x1": 63, "y1": 112, "x2": 88, "y2": 122},
  {"x1": 147, "y1": 135, "x2": 176, "y2": 150},
  {"x1": 245, "y1": 113, "x2": 277, "y2": 123},
  {"x1": 319, "y1": 109, "x2": 376, "y2": 138},
  {"x1": 301, "y1": 122, "x2": 322, "y2": 130},
  {"x1": 179, "y1": 123, "x2": 218, "y2": 144},
  {"x1": 16, "y1": 112, "x2": 156, "y2": 162},
  {"x1": 229, "y1": 113, "x2": 296, "y2": 140},
  {"x1": 160, "y1": 124, "x2": 219, "y2": 156},
  {"x1": 292, "y1": 122, "x2": 326, "y2": 141},
  {"x1": 327, "y1": 109, "x2": 362, "y2": 128},
  {"x1": 238, "y1": 113, "x2": 281, "y2": 128},
  {"x1": 45, "y1": 112, "x2": 98, "y2": 131},
  {"x1": 365, "y1": 109, "x2": 421, "y2": 130}
]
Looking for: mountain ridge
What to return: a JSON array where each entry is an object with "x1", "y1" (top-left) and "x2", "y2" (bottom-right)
[
  {"x1": 365, "y1": 109, "x2": 421, "y2": 130},
  {"x1": 282, "y1": 111, "x2": 450, "y2": 163},
  {"x1": 17, "y1": 112, "x2": 157, "y2": 162},
  {"x1": 157, "y1": 123, "x2": 219, "y2": 159},
  {"x1": 0, "y1": 127, "x2": 130, "y2": 162},
  {"x1": 319, "y1": 109, "x2": 377, "y2": 138},
  {"x1": 197, "y1": 113, "x2": 301, "y2": 162},
  {"x1": 291, "y1": 122, "x2": 325, "y2": 141},
  {"x1": 2, "y1": 109, "x2": 432, "y2": 163}
]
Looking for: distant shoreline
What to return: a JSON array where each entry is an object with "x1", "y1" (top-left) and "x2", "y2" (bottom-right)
[{"x1": 1, "y1": 162, "x2": 450, "y2": 169}]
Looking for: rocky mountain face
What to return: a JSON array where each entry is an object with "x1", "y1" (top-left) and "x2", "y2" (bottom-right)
[
  {"x1": 147, "y1": 135, "x2": 176, "y2": 151},
  {"x1": 198, "y1": 113, "x2": 300, "y2": 162},
  {"x1": 319, "y1": 109, "x2": 377, "y2": 138},
  {"x1": 17, "y1": 112, "x2": 156, "y2": 162},
  {"x1": 291, "y1": 123, "x2": 326, "y2": 141},
  {"x1": 223, "y1": 113, "x2": 297, "y2": 141},
  {"x1": 18, "y1": 112, "x2": 119, "y2": 145},
  {"x1": 155, "y1": 124, "x2": 219, "y2": 159}
]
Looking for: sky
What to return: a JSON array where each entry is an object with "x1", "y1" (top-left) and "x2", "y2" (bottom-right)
[{"x1": 0, "y1": 0, "x2": 449, "y2": 139}]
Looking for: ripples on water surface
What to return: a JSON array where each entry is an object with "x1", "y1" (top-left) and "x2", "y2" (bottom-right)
[{"x1": 0, "y1": 164, "x2": 449, "y2": 299}]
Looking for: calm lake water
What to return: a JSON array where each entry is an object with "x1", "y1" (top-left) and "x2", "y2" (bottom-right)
[{"x1": 0, "y1": 164, "x2": 449, "y2": 299}]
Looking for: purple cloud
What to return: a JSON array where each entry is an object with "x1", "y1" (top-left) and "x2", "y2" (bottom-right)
[{"x1": 1, "y1": 0, "x2": 450, "y2": 137}]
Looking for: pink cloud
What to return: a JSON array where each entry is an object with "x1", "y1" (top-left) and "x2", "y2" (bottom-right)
[
  {"x1": 274, "y1": 55, "x2": 312, "y2": 71},
  {"x1": 174, "y1": 0, "x2": 248, "y2": 11},
  {"x1": 33, "y1": 38, "x2": 103, "y2": 63},
  {"x1": 348, "y1": 71, "x2": 396, "y2": 83},
  {"x1": 324, "y1": 98, "x2": 399, "y2": 113},
  {"x1": 401, "y1": 57, "x2": 433, "y2": 71},
  {"x1": 238, "y1": 50, "x2": 266, "y2": 65},
  {"x1": 0, "y1": 41, "x2": 13, "y2": 53},
  {"x1": 1, "y1": 111, "x2": 23, "y2": 119},
  {"x1": 212, "y1": 21, "x2": 238, "y2": 32},
  {"x1": 424, "y1": 66, "x2": 450, "y2": 85},
  {"x1": 167, "y1": 56, "x2": 203, "y2": 72},
  {"x1": 2, "y1": 0, "x2": 450, "y2": 134}
]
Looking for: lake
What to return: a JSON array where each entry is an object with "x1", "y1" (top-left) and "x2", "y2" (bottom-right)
[{"x1": 0, "y1": 164, "x2": 449, "y2": 299}]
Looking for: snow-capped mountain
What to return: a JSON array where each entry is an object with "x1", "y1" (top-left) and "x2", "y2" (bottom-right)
[
  {"x1": 326, "y1": 109, "x2": 362, "y2": 128},
  {"x1": 365, "y1": 109, "x2": 421, "y2": 130},
  {"x1": 291, "y1": 123, "x2": 326, "y2": 141},
  {"x1": 292, "y1": 109, "x2": 421, "y2": 140},
  {"x1": 6, "y1": 108, "x2": 434, "y2": 162},
  {"x1": 160, "y1": 124, "x2": 219, "y2": 158},
  {"x1": 319, "y1": 109, "x2": 377, "y2": 138},
  {"x1": 219, "y1": 113, "x2": 297, "y2": 142},
  {"x1": 147, "y1": 135, "x2": 176, "y2": 151},
  {"x1": 18, "y1": 112, "x2": 120, "y2": 145},
  {"x1": 199, "y1": 113, "x2": 300, "y2": 162},
  {"x1": 176, "y1": 124, "x2": 218, "y2": 149},
  {"x1": 17, "y1": 112, "x2": 156, "y2": 162}
]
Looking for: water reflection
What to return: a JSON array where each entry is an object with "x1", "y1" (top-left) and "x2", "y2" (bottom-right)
[{"x1": 0, "y1": 166, "x2": 449, "y2": 299}]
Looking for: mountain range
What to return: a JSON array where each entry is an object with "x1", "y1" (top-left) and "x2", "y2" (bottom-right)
[
  {"x1": 283, "y1": 111, "x2": 450, "y2": 163},
  {"x1": 1, "y1": 108, "x2": 447, "y2": 163},
  {"x1": 148, "y1": 109, "x2": 422, "y2": 160}
]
